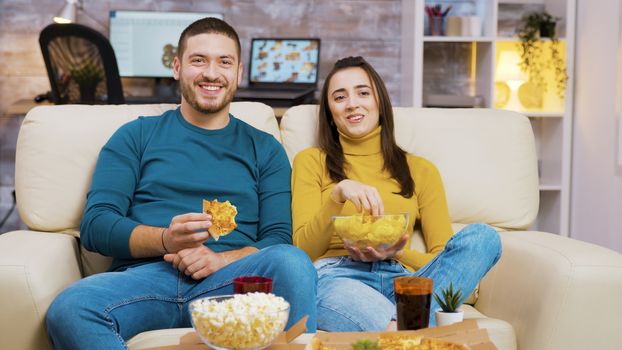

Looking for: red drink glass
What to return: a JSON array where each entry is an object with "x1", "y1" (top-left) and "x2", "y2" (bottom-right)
[{"x1": 233, "y1": 276, "x2": 273, "y2": 294}]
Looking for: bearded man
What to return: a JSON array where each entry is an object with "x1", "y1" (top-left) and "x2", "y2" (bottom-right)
[{"x1": 45, "y1": 17, "x2": 317, "y2": 350}]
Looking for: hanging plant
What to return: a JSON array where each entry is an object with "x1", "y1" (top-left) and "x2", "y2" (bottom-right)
[{"x1": 517, "y1": 11, "x2": 568, "y2": 98}]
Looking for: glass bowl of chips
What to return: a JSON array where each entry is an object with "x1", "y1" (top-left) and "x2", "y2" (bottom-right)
[
  {"x1": 332, "y1": 213, "x2": 409, "y2": 249},
  {"x1": 189, "y1": 293, "x2": 290, "y2": 350}
]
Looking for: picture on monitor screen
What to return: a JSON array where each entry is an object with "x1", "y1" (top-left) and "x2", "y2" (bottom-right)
[
  {"x1": 109, "y1": 11, "x2": 223, "y2": 77},
  {"x1": 249, "y1": 39, "x2": 320, "y2": 84}
]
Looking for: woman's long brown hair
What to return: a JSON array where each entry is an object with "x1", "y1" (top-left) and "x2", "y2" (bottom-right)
[{"x1": 318, "y1": 56, "x2": 414, "y2": 198}]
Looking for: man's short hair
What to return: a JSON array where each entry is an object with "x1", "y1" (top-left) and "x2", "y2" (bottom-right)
[{"x1": 177, "y1": 17, "x2": 241, "y2": 60}]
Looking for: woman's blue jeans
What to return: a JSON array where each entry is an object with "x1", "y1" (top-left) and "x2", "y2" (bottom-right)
[
  {"x1": 46, "y1": 244, "x2": 317, "y2": 350},
  {"x1": 315, "y1": 223, "x2": 502, "y2": 331}
]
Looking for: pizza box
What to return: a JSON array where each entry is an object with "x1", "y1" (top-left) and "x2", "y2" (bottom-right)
[
  {"x1": 310, "y1": 320, "x2": 496, "y2": 350},
  {"x1": 145, "y1": 318, "x2": 496, "y2": 350}
]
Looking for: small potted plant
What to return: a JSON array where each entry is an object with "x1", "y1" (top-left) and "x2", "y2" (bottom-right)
[
  {"x1": 71, "y1": 60, "x2": 103, "y2": 104},
  {"x1": 516, "y1": 11, "x2": 568, "y2": 98},
  {"x1": 434, "y1": 282, "x2": 464, "y2": 326}
]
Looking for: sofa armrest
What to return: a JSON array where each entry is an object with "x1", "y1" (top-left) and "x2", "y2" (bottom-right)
[
  {"x1": 0, "y1": 230, "x2": 83, "y2": 350},
  {"x1": 476, "y1": 231, "x2": 622, "y2": 350}
]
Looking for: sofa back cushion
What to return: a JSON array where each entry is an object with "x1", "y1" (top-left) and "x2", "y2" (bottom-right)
[
  {"x1": 15, "y1": 102, "x2": 278, "y2": 234},
  {"x1": 280, "y1": 105, "x2": 539, "y2": 230}
]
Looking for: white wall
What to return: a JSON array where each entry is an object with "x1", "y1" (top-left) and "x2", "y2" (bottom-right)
[{"x1": 571, "y1": 0, "x2": 622, "y2": 253}]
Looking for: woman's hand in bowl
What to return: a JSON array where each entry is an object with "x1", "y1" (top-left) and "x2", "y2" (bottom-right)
[
  {"x1": 330, "y1": 180, "x2": 384, "y2": 216},
  {"x1": 345, "y1": 233, "x2": 408, "y2": 262}
]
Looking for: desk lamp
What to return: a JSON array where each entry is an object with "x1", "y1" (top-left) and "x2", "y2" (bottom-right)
[
  {"x1": 53, "y1": 0, "x2": 78, "y2": 23},
  {"x1": 53, "y1": 0, "x2": 106, "y2": 29},
  {"x1": 495, "y1": 51, "x2": 527, "y2": 111}
]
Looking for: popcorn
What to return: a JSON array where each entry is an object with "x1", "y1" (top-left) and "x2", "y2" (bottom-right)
[{"x1": 190, "y1": 293, "x2": 290, "y2": 350}]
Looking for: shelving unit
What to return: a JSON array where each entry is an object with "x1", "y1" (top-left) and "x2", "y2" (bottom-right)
[{"x1": 401, "y1": 0, "x2": 575, "y2": 236}]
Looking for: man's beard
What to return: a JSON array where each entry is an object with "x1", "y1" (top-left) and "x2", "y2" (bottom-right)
[{"x1": 180, "y1": 76, "x2": 237, "y2": 114}]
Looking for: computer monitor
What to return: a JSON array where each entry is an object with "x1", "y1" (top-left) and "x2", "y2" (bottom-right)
[
  {"x1": 248, "y1": 38, "x2": 321, "y2": 87},
  {"x1": 109, "y1": 10, "x2": 223, "y2": 78}
]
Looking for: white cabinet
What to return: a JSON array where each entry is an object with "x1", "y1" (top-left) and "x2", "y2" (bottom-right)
[{"x1": 401, "y1": 0, "x2": 575, "y2": 236}]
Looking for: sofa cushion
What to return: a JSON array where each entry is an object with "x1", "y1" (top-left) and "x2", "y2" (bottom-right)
[
  {"x1": 280, "y1": 105, "x2": 538, "y2": 230},
  {"x1": 463, "y1": 305, "x2": 517, "y2": 350},
  {"x1": 15, "y1": 102, "x2": 278, "y2": 234}
]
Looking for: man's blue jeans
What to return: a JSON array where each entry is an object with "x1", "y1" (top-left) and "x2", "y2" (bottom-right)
[
  {"x1": 314, "y1": 223, "x2": 502, "y2": 331},
  {"x1": 46, "y1": 244, "x2": 317, "y2": 350}
]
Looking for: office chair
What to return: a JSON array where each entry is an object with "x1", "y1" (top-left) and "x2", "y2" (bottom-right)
[{"x1": 39, "y1": 23, "x2": 124, "y2": 104}]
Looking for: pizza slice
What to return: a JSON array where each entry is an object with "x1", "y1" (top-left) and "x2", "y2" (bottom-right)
[
  {"x1": 202, "y1": 199, "x2": 238, "y2": 241},
  {"x1": 378, "y1": 334, "x2": 469, "y2": 350},
  {"x1": 308, "y1": 335, "x2": 469, "y2": 350},
  {"x1": 309, "y1": 337, "x2": 338, "y2": 350}
]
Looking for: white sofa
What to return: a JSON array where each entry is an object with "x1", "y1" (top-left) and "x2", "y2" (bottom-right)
[{"x1": 1, "y1": 102, "x2": 621, "y2": 350}]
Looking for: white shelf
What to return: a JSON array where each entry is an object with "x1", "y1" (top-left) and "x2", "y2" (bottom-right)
[
  {"x1": 423, "y1": 36, "x2": 495, "y2": 42},
  {"x1": 539, "y1": 184, "x2": 562, "y2": 191},
  {"x1": 504, "y1": 110, "x2": 564, "y2": 118},
  {"x1": 496, "y1": 37, "x2": 520, "y2": 42},
  {"x1": 497, "y1": 36, "x2": 568, "y2": 42},
  {"x1": 402, "y1": 0, "x2": 575, "y2": 236},
  {"x1": 526, "y1": 112, "x2": 565, "y2": 118}
]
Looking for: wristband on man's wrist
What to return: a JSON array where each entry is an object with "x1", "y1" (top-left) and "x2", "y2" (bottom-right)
[{"x1": 161, "y1": 228, "x2": 170, "y2": 254}]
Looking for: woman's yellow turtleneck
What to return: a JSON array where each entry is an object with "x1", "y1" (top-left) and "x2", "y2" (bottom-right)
[{"x1": 291, "y1": 126, "x2": 453, "y2": 271}]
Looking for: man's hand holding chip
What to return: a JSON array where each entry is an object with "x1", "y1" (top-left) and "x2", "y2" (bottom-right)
[
  {"x1": 161, "y1": 212, "x2": 213, "y2": 253},
  {"x1": 162, "y1": 199, "x2": 254, "y2": 279}
]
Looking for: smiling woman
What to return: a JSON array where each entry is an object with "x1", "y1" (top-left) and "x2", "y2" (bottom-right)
[
  {"x1": 327, "y1": 67, "x2": 380, "y2": 139},
  {"x1": 291, "y1": 56, "x2": 502, "y2": 332}
]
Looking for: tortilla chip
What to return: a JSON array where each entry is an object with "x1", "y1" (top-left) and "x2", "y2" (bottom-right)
[{"x1": 202, "y1": 199, "x2": 238, "y2": 240}]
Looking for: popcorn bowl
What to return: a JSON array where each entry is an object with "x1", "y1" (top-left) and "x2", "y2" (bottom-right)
[
  {"x1": 189, "y1": 293, "x2": 290, "y2": 350},
  {"x1": 332, "y1": 213, "x2": 409, "y2": 249}
]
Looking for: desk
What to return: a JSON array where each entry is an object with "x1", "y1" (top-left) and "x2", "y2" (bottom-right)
[
  {"x1": 4, "y1": 99, "x2": 52, "y2": 116},
  {"x1": 4, "y1": 99, "x2": 289, "y2": 118},
  {"x1": 0, "y1": 100, "x2": 36, "y2": 233}
]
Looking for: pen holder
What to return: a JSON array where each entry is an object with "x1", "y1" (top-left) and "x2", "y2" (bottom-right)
[{"x1": 429, "y1": 16, "x2": 443, "y2": 36}]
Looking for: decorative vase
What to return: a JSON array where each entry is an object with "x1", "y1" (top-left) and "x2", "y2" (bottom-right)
[
  {"x1": 78, "y1": 83, "x2": 97, "y2": 104},
  {"x1": 539, "y1": 22, "x2": 556, "y2": 38},
  {"x1": 435, "y1": 309, "x2": 464, "y2": 326}
]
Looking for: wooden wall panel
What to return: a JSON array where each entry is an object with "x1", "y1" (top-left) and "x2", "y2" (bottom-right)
[
  {"x1": 0, "y1": 0, "x2": 403, "y2": 232},
  {"x1": 0, "y1": 0, "x2": 403, "y2": 116}
]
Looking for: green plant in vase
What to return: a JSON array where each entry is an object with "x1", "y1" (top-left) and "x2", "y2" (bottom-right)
[
  {"x1": 434, "y1": 282, "x2": 464, "y2": 326},
  {"x1": 434, "y1": 282, "x2": 463, "y2": 313},
  {"x1": 517, "y1": 11, "x2": 568, "y2": 99},
  {"x1": 71, "y1": 60, "x2": 103, "y2": 104}
]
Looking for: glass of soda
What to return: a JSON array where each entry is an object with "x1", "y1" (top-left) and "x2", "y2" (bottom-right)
[
  {"x1": 394, "y1": 276, "x2": 433, "y2": 330},
  {"x1": 233, "y1": 276, "x2": 273, "y2": 294}
]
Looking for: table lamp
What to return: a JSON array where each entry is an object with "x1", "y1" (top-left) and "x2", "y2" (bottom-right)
[
  {"x1": 495, "y1": 51, "x2": 527, "y2": 111},
  {"x1": 53, "y1": 0, "x2": 78, "y2": 23},
  {"x1": 52, "y1": 0, "x2": 106, "y2": 29}
]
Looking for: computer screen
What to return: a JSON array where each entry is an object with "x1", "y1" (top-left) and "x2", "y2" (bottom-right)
[
  {"x1": 109, "y1": 10, "x2": 223, "y2": 77},
  {"x1": 249, "y1": 38, "x2": 320, "y2": 85}
]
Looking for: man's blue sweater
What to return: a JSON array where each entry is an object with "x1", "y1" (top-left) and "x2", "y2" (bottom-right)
[{"x1": 80, "y1": 108, "x2": 292, "y2": 271}]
